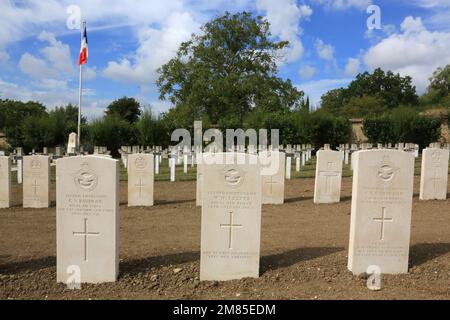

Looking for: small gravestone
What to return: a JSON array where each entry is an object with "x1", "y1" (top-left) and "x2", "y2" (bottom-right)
[
  {"x1": 67, "y1": 132, "x2": 77, "y2": 154},
  {"x1": 23, "y1": 155, "x2": 50, "y2": 208},
  {"x1": 285, "y1": 155, "x2": 291, "y2": 179},
  {"x1": 314, "y1": 150, "x2": 343, "y2": 204},
  {"x1": 420, "y1": 148, "x2": 449, "y2": 200},
  {"x1": 348, "y1": 150, "x2": 414, "y2": 275},
  {"x1": 56, "y1": 156, "x2": 119, "y2": 283},
  {"x1": 200, "y1": 153, "x2": 261, "y2": 281},
  {"x1": 0, "y1": 156, "x2": 11, "y2": 208},
  {"x1": 169, "y1": 156, "x2": 176, "y2": 182},
  {"x1": 260, "y1": 151, "x2": 285, "y2": 204},
  {"x1": 128, "y1": 153, "x2": 154, "y2": 206}
]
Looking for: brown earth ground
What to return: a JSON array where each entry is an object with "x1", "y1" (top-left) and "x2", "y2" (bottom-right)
[{"x1": 0, "y1": 176, "x2": 449, "y2": 300}]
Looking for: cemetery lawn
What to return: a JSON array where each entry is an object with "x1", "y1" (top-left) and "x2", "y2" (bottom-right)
[{"x1": 0, "y1": 176, "x2": 449, "y2": 300}]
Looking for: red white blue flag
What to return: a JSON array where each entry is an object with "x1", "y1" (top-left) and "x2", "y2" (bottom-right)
[{"x1": 78, "y1": 24, "x2": 88, "y2": 65}]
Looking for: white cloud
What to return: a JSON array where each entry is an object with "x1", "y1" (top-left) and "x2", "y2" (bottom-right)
[
  {"x1": 364, "y1": 15, "x2": 450, "y2": 93},
  {"x1": 103, "y1": 11, "x2": 200, "y2": 84},
  {"x1": 345, "y1": 58, "x2": 360, "y2": 76},
  {"x1": 296, "y1": 78, "x2": 352, "y2": 108},
  {"x1": 315, "y1": 39, "x2": 335, "y2": 61},
  {"x1": 19, "y1": 53, "x2": 58, "y2": 79},
  {"x1": 299, "y1": 65, "x2": 316, "y2": 79},
  {"x1": 256, "y1": 0, "x2": 312, "y2": 63},
  {"x1": 0, "y1": 77, "x2": 106, "y2": 119},
  {"x1": 311, "y1": 0, "x2": 372, "y2": 10},
  {"x1": 400, "y1": 16, "x2": 426, "y2": 33},
  {"x1": 0, "y1": 50, "x2": 9, "y2": 64}
]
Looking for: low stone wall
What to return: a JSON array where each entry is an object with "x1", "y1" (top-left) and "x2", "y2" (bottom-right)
[{"x1": 0, "y1": 132, "x2": 8, "y2": 150}]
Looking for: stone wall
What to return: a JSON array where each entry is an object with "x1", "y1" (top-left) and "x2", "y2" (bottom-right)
[{"x1": 0, "y1": 132, "x2": 8, "y2": 150}]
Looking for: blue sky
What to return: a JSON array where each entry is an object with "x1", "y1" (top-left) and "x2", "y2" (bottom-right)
[{"x1": 0, "y1": 0, "x2": 449, "y2": 119}]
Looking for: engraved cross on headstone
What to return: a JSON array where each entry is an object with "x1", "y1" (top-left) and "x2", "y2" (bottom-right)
[
  {"x1": 135, "y1": 178, "x2": 146, "y2": 197},
  {"x1": 220, "y1": 211, "x2": 243, "y2": 250},
  {"x1": 319, "y1": 162, "x2": 340, "y2": 194},
  {"x1": 372, "y1": 207, "x2": 393, "y2": 240},
  {"x1": 430, "y1": 169, "x2": 441, "y2": 195},
  {"x1": 32, "y1": 179, "x2": 40, "y2": 195},
  {"x1": 73, "y1": 218, "x2": 100, "y2": 261},
  {"x1": 265, "y1": 176, "x2": 278, "y2": 195}
]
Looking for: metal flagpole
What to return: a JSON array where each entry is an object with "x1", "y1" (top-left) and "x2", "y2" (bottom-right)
[{"x1": 77, "y1": 21, "x2": 85, "y2": 150}]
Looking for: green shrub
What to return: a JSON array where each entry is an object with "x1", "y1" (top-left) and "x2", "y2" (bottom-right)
[
  {"x1": 363, "y1": 109, "x2": 441, "y2": 149},
  {"x1": 86, "y1": 115, "x2": 137, "y2": 156}
]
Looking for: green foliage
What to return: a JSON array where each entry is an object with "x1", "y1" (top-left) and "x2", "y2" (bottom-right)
[
  {"x1": 341, "y1": 95, "x2": 387, "y2": 118},
  {"x1": 136, "y1": 109, "x2": 168, "y2": 146},
  {"x1": 86, "y1": 115, "x2": 137, "y2": 156},
  {"x1": 363, "y1": 108, "x2": 442, "y2": 149},
  {"x1": 305, "y1": 111, "x2": 352, "y2": 149},
  {"x1": 105, "y1": 97, "x2": 142, "y2": 123},
  {"x1": 320, "y1": 89, "x2": 346, "y2": 115},
  {"x1": 0, "y1": 100, "x2": 46, "y2": 148},
  {"x1": 157, "y1": 11, "x2": 304, "y2": 126},
  {"x1": 320, "y1": 68, "x2": 419, "y2": 117},
  {"x1": 421, "y1": 65, "x2": 450, "y2": 108}
]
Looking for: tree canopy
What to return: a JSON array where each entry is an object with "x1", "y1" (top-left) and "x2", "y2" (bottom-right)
[
  {"x1": 157, "y1": 11, "x2": 304, "y2": 128},
  {"x1": 105, "y1": 97, "x2": 142, "y2": 123},
  {"x1": 320, "y1": 68, "x2": 419, "y2": 118}
]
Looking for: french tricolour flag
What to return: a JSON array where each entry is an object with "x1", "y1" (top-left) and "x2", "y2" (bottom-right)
[{"x1": 78, "y1": 24, "x2": 88, "y2": 65}]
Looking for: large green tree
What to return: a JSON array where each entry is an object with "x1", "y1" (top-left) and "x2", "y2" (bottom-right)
[
  {"x1": 320, "y1": 68, "x2": 419, "y2": 117},
  {"x1": 157, "y1": 11, "x2": 304, "y2": 128},
  {"x1": 105, "y1": 97, "x2": 142, "y2": 123}
]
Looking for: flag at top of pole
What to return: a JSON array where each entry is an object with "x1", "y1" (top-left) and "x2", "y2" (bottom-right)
[
  {"x1": 77, "y1": 21, "x2": 87, "y2": 150},
  {"x1": 78, "y1": 23, "x2": 88, "y2": 65}
]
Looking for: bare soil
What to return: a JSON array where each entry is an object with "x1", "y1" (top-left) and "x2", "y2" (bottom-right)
[{"x1": 0, "y1": 176, "x2": 449, "y2": 300}]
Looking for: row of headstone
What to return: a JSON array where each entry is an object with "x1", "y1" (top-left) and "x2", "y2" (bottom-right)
[{"x1": 1, "y1": 148, "x2": 448, "y2": 284}]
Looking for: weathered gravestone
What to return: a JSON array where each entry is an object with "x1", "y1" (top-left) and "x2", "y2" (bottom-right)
[
  {"x1": 128, "y1": 153, "x2": 154, "y2": 206},
  {"x1": 260, "y1": 151, "x2": 285, "y2": 205},
  {"x1": 314, "y1": 150, "x2": 343, "y2": 204},
  {"x1": 67, "y1": 132, "x2": 77, "y2": 154},
  {"x1": 23, "y1": 155, "x2": 50, "y2": 208},
  {"x1": 348, "y1": 150, "x2": 414, "y2": 274},
  {"x1": 0, "y1": 156, "x2": 11, "y2": 208},
  {"x1": 285, "y1": 155, "x2": 291, "y2": 180},
  {"x1": 56, "y1": 156, "x2": 119, "y2": 283},
  {"x1": 419, "y1": 148, "x2": 449, "y2": 200},
  {"x1": 200, "y1": 153, "x2": 261, "y2": 281}
]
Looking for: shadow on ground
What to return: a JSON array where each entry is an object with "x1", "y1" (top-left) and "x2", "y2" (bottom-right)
[
  {"x1": 409, "y1": 243, "x2": 450, "y2": 267},
  {"x1": 120, "y1": 251, "x2": 200, "y2": 276},
  {"x1": 0, "y1": 256, "x2": 55, "y2": 275},
  {"x1": 260, "y1": 246, "x2": 344, "y2": 274}
]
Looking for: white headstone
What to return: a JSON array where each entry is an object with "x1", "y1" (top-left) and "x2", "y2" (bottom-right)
[
  {"x1": 154, "y1": 154, "x2": 160, "y2": 174},
  {"x1": 295, "y1": 155, "x2": 300, "y2": 172},
  {"x1": 314, "y1": 150, "x2": 343, "y2": 204},
  {"x1": 67, "y1": 132, "x2": 77, "y2": 154},
  {"x1": 0, "y1": 156, "x2": 12, "y2": 208},
  {"x1": 17, "y1": 156, "x2": 23, "y2": 184},
  {"x1": 348, "y1": 150, "x2": 414, "y2": 275},
  {"x1": 200, "y1": 153, "x2": 261, "y2": 281},
  {"x1": 169, "y1": 156, "x2": 176, "y2": 182},
  {"x1": 183, "y1": 154, "x2": 188, "y2": 174},
  {"x1": 56, "y1": 156, "x2": 119, "y2": 283},
  {"x1": 419, "y1": 148, "x2": 449, "y2": 200},
  {"x1": 128, "y1": 154, "x2": 154, "y2": 206},
  {"x1": 23, "y1": 155, "x2": 50, "y2": 208},
  {"x1": 285, "y1": 156, "x2": 291, "y2": 180},
  {"x1": 344, "y1": 150, "x2": 349, "y2": 165},
  {"x1": 261, "y1": 151, "x2": 285, "y2": 205}
]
